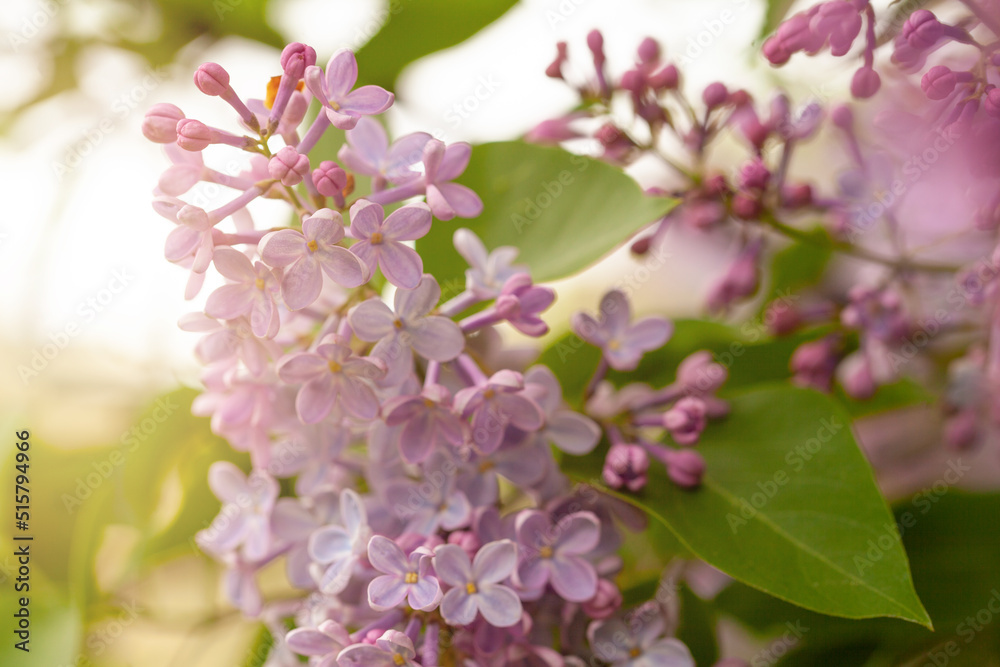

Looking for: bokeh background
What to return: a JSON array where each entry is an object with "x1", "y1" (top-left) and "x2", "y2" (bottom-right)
[{"x1": 0, "y1": 0, "x2": 933, "y2": 665}]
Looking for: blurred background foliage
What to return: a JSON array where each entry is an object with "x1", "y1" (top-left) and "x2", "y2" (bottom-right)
[{"x1": 3, "y1": 0, "x2": 1000, "y2": 666}]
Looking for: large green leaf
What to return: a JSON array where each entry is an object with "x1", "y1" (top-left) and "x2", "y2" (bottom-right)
[
  {"x1": 418, "y1": 141, "x2": 675, "y2": 288},
  {"x1": 569, "y1": 385, "x2": 930, "y2": 626},
  {"x1": 355, "y1": 0, "x2": 519, "y2": 90}
]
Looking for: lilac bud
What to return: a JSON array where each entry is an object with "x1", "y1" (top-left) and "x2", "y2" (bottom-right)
[
  {"x1": 447, "y1": 530, "x2": 481, "y2": 558},
  {"x1": 840, "y1": 353, "x2": 875, "y2": 399},
  {"x1": 831, "y1": 104, "x2": 854, "y2": 129},
  {"x1": 762, "y1": 36, "x2": 791, "y2": 65},
  {"x1": 142, "y1": 103, "x2": 185, "y2": 143},
  {"x1": 620, "y1": 69, "x2": 644, "y2": 93},
  {"x1": 902, "y1": 10, "x2": 943, "y2": 50},
  {"x1": 637, "y1": 37, "x2": 660, "y2": 64},
  {"x1": 280, "y1": 42, "x2": 317, "y2": 78},
  {"x1": 851, "y1": 67, "x2": 881, "y2": 99},
  {"x1": 677, "y1": 350, "x2": 728, "y2": 394},
  {"x1": 525, "y1": 115, "x2": 584, "y2": 144},
  {"x1": 781, "y1": 183, "x2": 813, "y2": 209},
  {"x1": 791, "y1": 338, "x2": 839, "y2": 391},
  {"x1": 649, "y1": 64, "x2": 679, "y2": 90},
  {"x1": 313, "y1": 160, "x2": 347, "y2": 197},
  {"x1": 663, "y1": 397, "x2": 708, "y2": 445},
  {"x1": 738, "y1": 158, "x2": 771, "y2": 191},
  {"x1": 703, "y1": 82, "x2": 729, "y2": 109},
  {"x1": 665, "y1": 449, "x2": 705, "y2": 489},
  {"x1": 586, "y1": 30, "x2": 606, "y2": 66},
  {"x1": 602, "y1": 443, "x2": 649, "y2": 492},
  {"x1": 985, "y1": 88, "x2": 1000, "y2": 118},
  {"x1": 731, "y1": 192, "x2": 762, "y2": 220},
  {"x1": 581, "y1": 579, "x2": 623, "y2": 620},
  {"x1": 194, "y1": 62, "x2": 231, "y2": 96},
  {"x1": 546, "y1": 42, "x2": 568, "y2": 79},
  {"x1": 268, "y1": 146, "x2": 310, "y2": 186},
  {"x1": 922, "y1": 65, "x2": 959, "y2": 100},
  {"x1": 176, "y1": 118, "x2": 213, "y2": 151},
  {"x1": 766, "y1": 300, "x2": 801, "y2": 336}
]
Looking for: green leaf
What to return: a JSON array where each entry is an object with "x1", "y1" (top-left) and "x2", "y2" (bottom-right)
[
  {"x1": 570, "y1": 385, "x2": 930, "y2": 626},
  {"x1": 761, "y1": 231, "x2": 832, "y2": 307},
  {"x1": 355, "y1": 0, "x2": 519, "y2": 90},
  {"x1": 677, "y1": 585, "x2": 719, "y2": 666},
  {"x1": 417, "y1": 141, "x2": 676, "y2": 288}
]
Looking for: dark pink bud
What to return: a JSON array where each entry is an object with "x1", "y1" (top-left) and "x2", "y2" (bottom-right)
[
  {"x1": 831, "y1": 104, "x2": 853, "y2": 129},
  {"x1": 637, "y1": 37, "x2": 660, "y2": 64},
  {"x1": 922, "y1": 65, "x2": 958, "y2": 100},
  {"x1": 703, "y1": 82, "x2": 728, "y2": 109},
  {"x1": 851, "y1": 67, "x2": 881, "y2": 98},
  {"x1": 602, "y1": 443, "x2": 649, "y2": 492},
  {"x1": 665, "y1": 449, "x2": 705, "y2": 489},
  {"x1": 620, "y1": 69, "x2": 644, "y2": 93},
  {"x1": 142, "y1": 103, "x2": 185, "y2": 143},
  {"x1": 781, "y1": 183, "x2": 813, "y2": 209},
  {"x1": 985, "y1": 88, "x2": 1000, "y2": 118},
  {"x1": 678, "y1": 350, "x2": 728, "y2": 394},
  {"x1": 631, "y1": 235, "x2": 652, "y2": 255},
  {"x1": 525, "y1": 115, "x2": 583, "y2": 144},
  {"x1": 582, "y1": 579, "x2": 623, "y2": 620},
  {"x1": 731, "y1": 192, "x2": 762, "y2": 220},
  {"x1": 280, "y1": 42, "x2": 317, "y2": 78},
  {"x1": 447, "y1": 530, "x2": 481, "y2": 557},
  {"x1": 776, "y1": 13, "x2": 821, "y2": 53},
  {"x1": 841, "y1": 354, "x2": 875, "y2": 399},
  {"x1": 766, "y1": 300, "x2": 801, "y2": 336},
  {"x1": 313, "y1": 160, "x2": 347, "y2": 197},
  {"x1": 546, "y1": 42, "x2": 569, "y2": 79},
  {"x1": 649, "y1": 64, "x2": 679, "y2": 90},
  {"x1": 268, "y1": 146, "x2": 310, "y2": 186},
  {"x1": 791, "y1": 338, "x2": 839, "y2": 391},
  {"x1": 663, "y1": 397, "x2": 708, "y2": 445},
  {"x1": 902, "y1": 10, "x2": 943, "y2": 49},
  {"x1": 194, "y1": 62, "x2": 230, "y2": 96},
  {"x1": 176, "y1": 118, "x2": 213, "y2": 151},
  {"x1": 586, "y1": 29, "x2": 605, "y2": 65},
  {"x1": 762, "y1": 36, "x2": 791, "y2": 65},
  {"x1": 738, "y1": 158, "x2": 771, "y2": 191}
]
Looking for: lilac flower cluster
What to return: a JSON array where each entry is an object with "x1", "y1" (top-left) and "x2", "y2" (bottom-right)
[
  {"x1": 532, "y1": 17, "x2": 1000, "y2": 455},
  {"x1": 146, "y1": 43, "x2": 740, "y2": 666}
]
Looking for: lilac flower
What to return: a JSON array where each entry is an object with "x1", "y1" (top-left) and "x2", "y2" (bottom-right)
[
  {"x1": 493, "y1": 274, "x2": 556, "y2": 336},
  {"x1": 338, "y1": 631, "x2": 420, "y2": 667},
  {"x1": 589, "y1": 615, "x2": 694, "y2": 667},
  {"x1": 453, "y1": 228, "x2": 528, "y2": 299},
  {"x1": 572, "y1": 289, "x2": 673, "y2": 371},
  {"x1": 454, "y1": 370, "x2": 545, "y2": 454},
  {"x1": 205, "y1": 248, "x2": 281, "y2": 339},
  {"x1": 154, "y1": 198, "x2": 215, "y2": 275},
  {"x1": 386, "y1": 454, "x2": 472, "y2": 534},
  {"x1": 260, "y1": 209, "x2": 368, "y2": 310},
  {"x1": 514, "y1": 510, "x2": 600, "y2": 602},
  {"x1": 349, "y1": 200, "x2": 431, "y2": 289},
  {"x1": 277, "y1": 337, "x2": 385, "y2": 423},
  {"x1": 383, "y1": 384, "x2": 466, "y2": 464},
  {"x1": 349, "y1": 274, "x2": 465, "y2": 383},
  {"x1": 304, "y1": 49, "x2": 394, "y2": 129},
  {"x1": 434, "y1": 540, "x2": 523, "y2": 627},
  {"x1": 308, "y1": 488, "x2": 371, "y2": 594},
  {"x1": 524, "y1": 365, "x2": 601, "y2": 455},
  {"x1": 196, "y1": 461, "x2": 278, "y2": 561},
  {"x1": 338, "y1": 117, "x2": 432, "y2": 185},
  {"x1": 421, "y1": 139, "x2": 484, "y2": 220},
  {"x1": 286, "y1": 619, "x2": 350, "y2": 667},
  {"x1": 270, "y1": 493, "x2": 338, "y2": 588},
  {"x1": 179, "y1": 313, "x2": 278, "y2": 377},
  {"x1": 366, "y1": 535, "x2": 442, "y2": 611},
  {"x1": 158, "y1": 144, "x2": 205, "y2": 196}
]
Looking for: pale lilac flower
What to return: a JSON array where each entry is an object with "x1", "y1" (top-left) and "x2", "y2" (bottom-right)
[
  {"x1": 524, "y1": 365, "x2": 600, "y2": 455},
  {"x1": 260, "y1": 209, "x2": 368, "y2": 310},
  {"x1": 383, "y1": 384, "x2": 466, "y2": 463},
  {"x1": 453, "y1": 228, "x2": 527, "y2": 298},
  {"x1": 421, "y1": 139, "x2": 483, "y2": 220},
  {"x1": 338, "y1": 117, "x2": 432, "y2": 185},
  {"x1": 589, "y1": 614, "x2": 694, "y2": 667},
  {"x1": 179, "y1": 313, "x2": 278, "y2": 377},
  {"x1": 308, "y1": 488, "x2": 371, "y2": 594},
  {"x1": 154, "y1": 198, "x2": 215, "y2": 275},
  {"x1": 270, "y1": 493, "x2": 338, "y2": 588},
  {"x1": 434, "y1": 540, "x2": 523, "y2": 627},
  {"x1": 277, "y1": 337, "x2": 385, "y2": 423},
  {"x1": 386, "y1": 455, "x2": 472, "y2": 534},
  {"x1": 338, "y1": 631, "x2": 420, "y2": 667},
  {"x1": 196, "y1": 461, "x2": 278, "y2": 561},
  {"x1": 454, "y1": 370, "x2": 545, "y2": 454},
  {"x1": 492, "y1": 273, "x2": 556, "y2": 336},
  {"x1": 348, "y1": 200, "x2": 431, "y2": 289},
  {"x1": 286, "y1": 619, "x2": 350, "y2": 667},
  {"x1": 349, "y1": 274, "x2": 465, "y2": 383},
  {"x1": 514, "y1": 510, "x2": 600, "y2": 602},
  {"x1": 366, "y1": 535, "x2": 442, "y2": 611},
  {"x1": 158, "y1": 144, "x2": 205, "y2": 196},
  {"x1": 571, "y1": 289, "x2": 673, "y2": 371},
  {"x1": 304, "y1": 49, "x2": 394, "y2": 129},
  {"x1": 205, "y1": 248, "x2": 281, "y2": 339}
]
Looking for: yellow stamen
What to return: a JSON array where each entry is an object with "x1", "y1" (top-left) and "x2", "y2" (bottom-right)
[
  {"x1": 328, "y1": 360, "x2": 342, "y2": 373},
  {"x1": 307, "y1": 239, "x2": 319, "y2": 252},
  {"x1": 630, "y1": 647, "x2": 642, "y2": 658},
  {"x1": 483, "y1": 388, "x2": 496, "y2": 400},
  {"x1": 255, "y1": 278, "x2": 265, "y2": 290},
  {"x1": 394, "y1": 319, "x2": 404, "y2": 329},
  {"x1": 265, "y1": 75, "x2": 305, "y2": 109},
  {"x1": 466, "y1": 582, "x2": 478, "y2": 595},
  {"x1": 539, "y1": 546, "x2": 553, "y2": 559},
  {"x1": 370, "y1": 232, "x2": 384, "y2": 245},
  {"x1": 478, "y1": 460, "x2": 495, "y2": 473},
  {"x1": 393, "y1": 654, "x2": 405, "y2": 666},
  {"x1": 404, "y1": 572, "x2": 419, "y2": 584},
  {"x1": 423, "y1": 398, "x2": 435, "y2": 408},
  {"x1": 608, "y1": 339, "x2": 621, "y2": 351}
]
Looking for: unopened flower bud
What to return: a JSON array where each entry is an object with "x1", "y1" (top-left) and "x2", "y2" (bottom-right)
[
  {"x1": 582, "y1": 579, "x2": 623, "y2": 619},
  {"x1": 665, "y1": 449, "x2": 705, "y2": 489},
  {"x1": 142, "y1": 103, "x2": 185, "y2": 143},
  {"x1": 269, "y1": 146, "x2": 310, "y2": 186}
]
